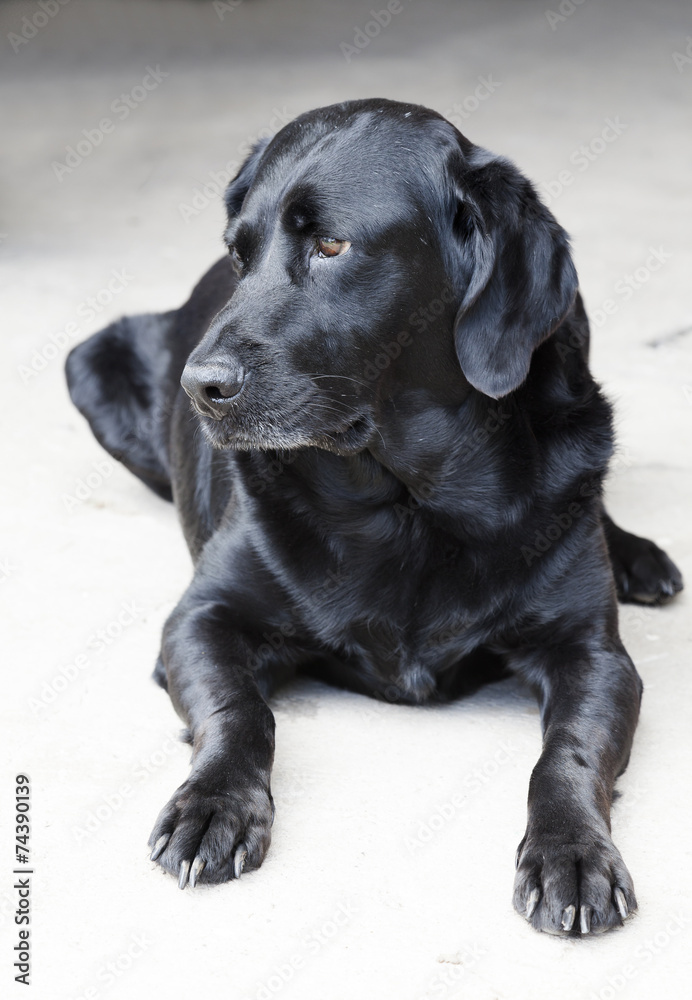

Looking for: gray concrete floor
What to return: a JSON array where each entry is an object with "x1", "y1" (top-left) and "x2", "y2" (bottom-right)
[{"x1": 1, "y1": 1, "x2": 691, "y2": 998}]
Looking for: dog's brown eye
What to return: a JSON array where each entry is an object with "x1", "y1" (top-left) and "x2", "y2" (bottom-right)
[
  {"x1": 229, "y1": 246, "x2": 244, "y2": 272},
  {"x1": 316, "y1": 237, "x2": 351, "y2": 258}
]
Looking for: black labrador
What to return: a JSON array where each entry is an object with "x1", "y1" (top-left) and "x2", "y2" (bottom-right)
[{"x1": 65, "y1": 99, "x2": 683, "y2": 935}]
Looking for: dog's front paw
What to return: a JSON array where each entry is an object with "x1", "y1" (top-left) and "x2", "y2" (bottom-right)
[
  {"x1": 148, "y1": 778, "x2": 274, "y2": 888},
  {"x1": 513, "y1": 830, "x2": 636, "y2": 935}
]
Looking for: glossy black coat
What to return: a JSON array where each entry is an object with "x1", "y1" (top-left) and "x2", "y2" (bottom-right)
[{"x1": 66, "y1": 99, "x2": 682, "y2": 932}]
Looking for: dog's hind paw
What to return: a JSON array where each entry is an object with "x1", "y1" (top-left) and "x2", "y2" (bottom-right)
[{"x1": 605, "y1": 520, "x2": 683, "y2": 605}]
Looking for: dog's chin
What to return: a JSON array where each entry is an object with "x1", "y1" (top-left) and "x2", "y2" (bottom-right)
[{"x1": 196, "y1": 411, "x2": 375, "y2": 456}]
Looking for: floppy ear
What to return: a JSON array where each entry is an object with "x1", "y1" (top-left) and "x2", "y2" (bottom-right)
[
  {"x1": 224, "y1": 137, "x2": 272, "y2": 222},
  {"x1": 450, "y1": 148, "x2": 578, "y2": 398},
  {"x1": 65, "y1": 313, "x2": 173, "y2": 501}
]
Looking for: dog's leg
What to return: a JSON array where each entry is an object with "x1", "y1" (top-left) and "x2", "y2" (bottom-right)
[
  {"x1": 602, "y1": 510, "x2": 683, "y2": 605},
  {"x1": 148, "y1": 594, "x2": 280, "y2": 889},
  {"x1": 511, "y1": 639, "x2": 642, "y2": 935}
]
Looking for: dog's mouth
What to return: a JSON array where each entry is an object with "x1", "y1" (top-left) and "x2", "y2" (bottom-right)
[
  {"x1": 193, "y1": 405, "x2": 375, "y2": 456},
  {"x1": 317, "y1": 413, "x2": 374, "y2": 455}
]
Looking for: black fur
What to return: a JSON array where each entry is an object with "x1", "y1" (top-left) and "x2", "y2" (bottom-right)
[{"x1": 65, "y1": 99, "x2": 683, "y2": 933}]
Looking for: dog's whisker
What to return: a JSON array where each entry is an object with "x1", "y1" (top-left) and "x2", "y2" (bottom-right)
[{"x1": 307, "y1": 373, "x2": 371, "y2": 390}]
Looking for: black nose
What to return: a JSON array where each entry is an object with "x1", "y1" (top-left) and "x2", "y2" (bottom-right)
[{"x1": 180, "y1": 362, "x2": 248, "y2": 418}]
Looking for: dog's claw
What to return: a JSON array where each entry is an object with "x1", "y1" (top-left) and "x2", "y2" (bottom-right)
[
  {"x1": 233, "y1": 844, "x2": 248, "y2": 879},
  {"x1": 580, "y1": 904, "x2": 592, "y2": 934},
  {"x1": 614, "y1": 886, "x2": 628, "y2": 920},
  {"x1": 178, "y1": 859, "x2": 191, "y2": 890},
  {"x1": 561, "y1": 905, "x2": 576, "y2": 932},
  {"x1": 189, "y1": 857, "x2": 205, "y2": 888},
  {"x1": 150, "y1": 834, "x2": 169, "y2": 862},
  {"x1": 525, "y1": 887, "x2": 540, "y2": 919}
]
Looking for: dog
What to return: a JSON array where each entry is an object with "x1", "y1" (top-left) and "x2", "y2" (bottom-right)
[{"x1": 65, "y1": 98, "x2": 683, "y2": 935}]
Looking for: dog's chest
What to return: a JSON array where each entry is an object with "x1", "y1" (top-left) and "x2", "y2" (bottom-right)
[
  {"x1": 242, "y1": 455, "x2": 506, "y2": 696},
  {"x1": 290, "y1": 514, "x2": 495, "y2": 697}
]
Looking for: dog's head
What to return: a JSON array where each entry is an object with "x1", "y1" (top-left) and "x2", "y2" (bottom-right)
[{"x1": 181, "y1": 99, "x2": 577, "y2": 455}]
